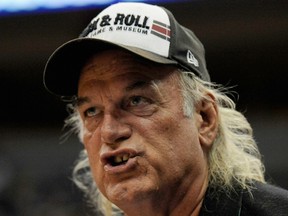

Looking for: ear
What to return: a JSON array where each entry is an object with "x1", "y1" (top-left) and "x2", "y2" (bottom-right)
[{"x1": 195, "y1": 93, "x2": 218, "y2": 149}]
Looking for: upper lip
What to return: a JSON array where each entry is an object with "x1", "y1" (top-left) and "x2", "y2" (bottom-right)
[{"x1": 100, "y1": 148, "x2": 138, "y2": 166}]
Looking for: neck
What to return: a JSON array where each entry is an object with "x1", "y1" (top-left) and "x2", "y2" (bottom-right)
[{"x1": 120, "y1": 174, "x2": 209, "y2": 216}]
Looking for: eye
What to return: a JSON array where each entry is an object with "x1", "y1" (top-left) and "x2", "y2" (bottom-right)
[
  {"x1": 127, "y1": 96, "x2": 149, "y2": 107},
  {"x1": 123, "y1": 95, "x2": 157, "y2": 116},
  {"x1": 84, "y1": 107, "x2": 100, "y2": 118}
]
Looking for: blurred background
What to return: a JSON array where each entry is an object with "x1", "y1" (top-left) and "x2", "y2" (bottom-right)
[{"x1": 1, "y1": 0, "x2": 287, "y2": 215}]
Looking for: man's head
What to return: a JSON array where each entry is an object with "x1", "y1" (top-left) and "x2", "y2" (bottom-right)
[
  {"x1": 44, "y1": 2, "x2": 265, "y2": 215},
  {"x1": 75, "y1": 48, "x2": 218, "y2": 214}
]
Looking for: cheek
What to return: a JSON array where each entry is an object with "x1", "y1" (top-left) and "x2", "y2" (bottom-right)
[
  {"x1": 83, "y1": 134, "x2": 104, "y2": 184},
  {"x1": 151, "y1": 111, "x2": 197, "y2": 144},
  {"x1": 141, "y1": 113, "x2": 198, "y2": 160},
  {"x1": 158, "y1": 115, "x2": 203, "y2": 164}
]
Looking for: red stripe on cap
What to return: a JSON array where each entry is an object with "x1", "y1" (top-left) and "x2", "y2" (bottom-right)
[{"x1": 152, "y1": 24, "x2": 171, "y2": 37}]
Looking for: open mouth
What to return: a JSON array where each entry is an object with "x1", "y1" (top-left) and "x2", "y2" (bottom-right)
[
  {"x1": 101, "y1": 149, "x2": 139, "y2": 173},
  {"x1": 108, "y1": 154, "x2": 131, "y2": 167}
]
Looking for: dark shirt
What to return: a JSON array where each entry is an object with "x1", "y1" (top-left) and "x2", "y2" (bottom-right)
[{"x1": 199, "y1": 182, "x2": 288, "y2": 216}]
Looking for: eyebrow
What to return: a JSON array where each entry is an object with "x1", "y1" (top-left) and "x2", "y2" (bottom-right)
[
  {"x1": 76, "y1": 80, "x2": 153, "y2": 107},
  {"x1": 125, "y1": 80, "x2": 151, "y2": 92},
  {"x1": 76, "y1": 96, "x2": 90, "y2": 107}
]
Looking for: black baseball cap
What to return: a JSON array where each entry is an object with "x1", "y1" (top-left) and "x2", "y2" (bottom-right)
[{"x1": 44, "y1": 2, "x2": 210, "y2": 97}]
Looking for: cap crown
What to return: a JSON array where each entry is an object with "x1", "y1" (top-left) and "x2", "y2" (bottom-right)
[
  {"x1": 43, "y1": 2, "x2": 210, "y2": 97},
  {"x1": 81, "y1": 3, "x2": 171, "y2": 58}
]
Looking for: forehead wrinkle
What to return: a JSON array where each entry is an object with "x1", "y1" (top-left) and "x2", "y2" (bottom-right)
[
  {"x1": 81, "y1": 64, "x2": 155, "y2": 83},
  {"x1": 78, "y1": 50, "x2": 181, "y2": 106},
  {"x1": 77, "y1": 85, "x2": 117, "y2": 111},
  {"x1": 80, "y1": 50, "x2": 156, "y2": 82}
]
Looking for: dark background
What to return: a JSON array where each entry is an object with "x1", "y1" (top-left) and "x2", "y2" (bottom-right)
[{"x1": 1, "y1": 0, "x2": 288, "y2": 215}]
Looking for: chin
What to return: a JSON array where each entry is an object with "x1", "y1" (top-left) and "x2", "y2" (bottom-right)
[{"x1": 105, "y1": 178, "x2": 158, "y2": 204}]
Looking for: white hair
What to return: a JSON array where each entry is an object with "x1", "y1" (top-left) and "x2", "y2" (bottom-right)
[{"x1": 64, "y1": 71, "x2": 265, "y2": 215}]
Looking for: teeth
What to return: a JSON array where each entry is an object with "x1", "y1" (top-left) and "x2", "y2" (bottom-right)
[
  {"x1": 114, "y1": 155, "x2": 123, "y2": 163},
  {"x1": 113, "y1": 154, "x2": 129, "y2": 164},
  {"x1": 123, "y1": 154, "x2": 129, "y2": 162}
]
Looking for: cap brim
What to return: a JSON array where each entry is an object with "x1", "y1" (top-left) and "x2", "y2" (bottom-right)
[{"x1": 43, "y1": 37, "x2": 177, "y2": 97}]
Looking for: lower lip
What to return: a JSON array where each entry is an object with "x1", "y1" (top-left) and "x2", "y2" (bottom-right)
[{"x1": 103, "y1": 156, "x2": 138, "y2": 175}]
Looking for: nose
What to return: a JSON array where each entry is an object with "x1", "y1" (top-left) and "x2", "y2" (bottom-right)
[{"x1": 100, "y1": 113, "x2": 132, "y2": 145}]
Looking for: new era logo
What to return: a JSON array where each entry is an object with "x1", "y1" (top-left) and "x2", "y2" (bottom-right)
[{"x1": 187, "y1": 50, "x2": 199, "y2": 67}]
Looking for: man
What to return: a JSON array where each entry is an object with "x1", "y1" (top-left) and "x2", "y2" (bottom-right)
[{"x1": 43, "y1": 2, "x2": 288, "y2": 216}]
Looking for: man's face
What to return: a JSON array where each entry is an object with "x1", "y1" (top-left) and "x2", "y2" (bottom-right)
[{"x1": 77, "y1": 49, "x2": 210, "y2": 209}]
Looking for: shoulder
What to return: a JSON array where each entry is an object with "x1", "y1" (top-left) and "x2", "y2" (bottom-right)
[
  {"x1": 199, "y1": 182, "x2": 288, "y2": 216},
  {"x1": 242, "y1": 182, "x2": 288, "y2": 216}
]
